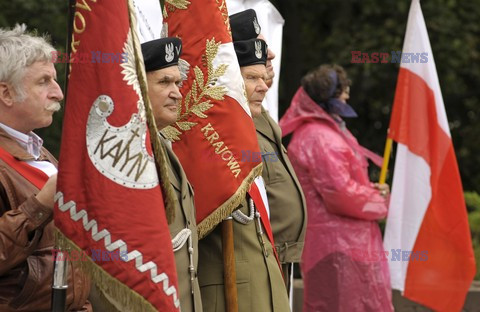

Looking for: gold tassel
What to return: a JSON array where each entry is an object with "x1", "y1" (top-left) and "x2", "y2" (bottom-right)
[{"x1": 54, "y1": 228, "x2": 158, "y2": 312}]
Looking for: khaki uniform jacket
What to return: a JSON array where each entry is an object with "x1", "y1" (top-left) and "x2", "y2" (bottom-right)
[
  {"x1": 162, "y1": 138, "x2": 202, "y2": 312},
  {"x1": 254, "y1": 109, "x2": 307, "y2": 263},
  {"x1": 198, "y1": 199, "x2": 290, "y2": 312}
]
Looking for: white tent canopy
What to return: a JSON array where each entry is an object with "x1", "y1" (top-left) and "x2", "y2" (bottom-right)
[{"x1": 133, "y1": 0, "x2": 162, "y2": 42}]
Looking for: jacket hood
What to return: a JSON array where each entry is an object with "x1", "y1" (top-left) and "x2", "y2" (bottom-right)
[
  {"x1": 280, "y1": 87, "x2": 383, "y2": 168},
  {"x1": 279, "y1": 87, "x2": 339, "y2": 137}
]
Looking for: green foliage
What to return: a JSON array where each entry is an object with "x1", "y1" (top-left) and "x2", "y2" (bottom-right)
[
  {"x1": 474, "y1": 239, "x2": 480, "y2": 281},
  {"x1": 466, "y1": 191, "x2": 480, "y2": 280},
  {"x1": 465, "y1": 191, "x2": 480, "y2": 213},
  {"x1": 470, "y1": 218, "x2": 480, "y2": 280},
  {"x1": 470, "y1": 211, "x2": 480, "y2": 236}
]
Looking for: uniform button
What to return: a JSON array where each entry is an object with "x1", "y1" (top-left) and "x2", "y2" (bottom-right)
[{"x1": 37, "y1": 212, "x2": 44, "y2": 219}]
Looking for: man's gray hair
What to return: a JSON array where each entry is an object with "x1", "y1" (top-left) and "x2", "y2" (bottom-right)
[{"x1": 0, "y1": 24, "x2": 56, "y2": 101}]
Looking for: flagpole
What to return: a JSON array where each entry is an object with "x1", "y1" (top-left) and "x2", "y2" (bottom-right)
[
  {"x1": 51, "y1": 250, "x2": 68, "y2": 312},
  {"x1": 129, "y1": 0, "x2": 176, "y2": 224},
  {"x1": 379, "y1": 136, "x2": 393, "y2": 184},
  {"x1": 63, "y1": 0, "x2": 76, "y2": 100},
  {"x1": 51, "y1": 2, "x2": 76, "y2": 311},
  {"x1": 222, "y1": 217, "x2": 238, "y2": 312}
]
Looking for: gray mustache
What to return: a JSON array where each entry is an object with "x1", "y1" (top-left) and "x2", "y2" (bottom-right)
[{"x1": 46, "y1": 102, "x2": 61, "y2": 112}]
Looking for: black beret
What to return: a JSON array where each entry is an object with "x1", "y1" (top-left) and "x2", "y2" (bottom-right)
[
  {"x1": 234, "y1": 39, "x2": 267, "y2": 67},
  {"x1": 229, "y1": 9, "x2": 261, "y2": 41},
  {"x1": 141, "y1": 37, "x2": 182, "y2": 72}
]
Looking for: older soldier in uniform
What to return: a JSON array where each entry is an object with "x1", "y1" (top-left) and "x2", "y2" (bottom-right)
[
  {"x1": 0, "y1": 25, "x2": 91, "y2": 311},
  {"x1": 230, "y1": 9, "x2": 307, "y2": 288},
  {"x1": 198, "y1": 38, "x2": 290, "y2": 312},
  {"x1": 142, "y1": 37, "x2": 202, "y2": 312}
]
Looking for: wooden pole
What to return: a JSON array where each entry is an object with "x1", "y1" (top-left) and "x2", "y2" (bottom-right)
[{"x1": 222, "y1": 218, "x2": 238, "y2": 312}]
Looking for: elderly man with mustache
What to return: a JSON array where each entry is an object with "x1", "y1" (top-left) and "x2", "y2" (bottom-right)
[{"x1": 0, "y1": 25, "x2": 91, "y2": 311}]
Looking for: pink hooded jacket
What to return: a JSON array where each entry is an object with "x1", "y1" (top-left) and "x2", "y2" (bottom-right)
[{"x1": 279, "y1": 88, "x2": 393, "y2": 312}]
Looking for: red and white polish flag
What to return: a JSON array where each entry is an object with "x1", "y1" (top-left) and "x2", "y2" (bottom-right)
[{"x1": 383, "y1": 1, "x2": 476, "y2": 311}]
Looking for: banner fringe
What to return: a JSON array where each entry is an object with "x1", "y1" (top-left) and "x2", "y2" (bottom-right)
[
  {"x1": 54, "y1": 228, "x2": 157, "y2": 312},
  {"x1": 197, "y1": 163, "x2": 263, "y2": 238}
]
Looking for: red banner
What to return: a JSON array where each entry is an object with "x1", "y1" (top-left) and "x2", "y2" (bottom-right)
[
  {"x1": 163, "y1": 0, "x2": 262, "y2": 238},
  {"x1": 55, "y1": 0, "x2": 179, "y2": 310}
]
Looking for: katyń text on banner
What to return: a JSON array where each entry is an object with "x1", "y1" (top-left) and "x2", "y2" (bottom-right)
[
  {"x1": 55, "y1": 0, "x2": 179, "y2": 311},
  {"x1": 162, "y1": 0, "x2": 263, "y2": 237},
  {"x1": 383, "y1": 1, "x2": 476, "y2": 311}
]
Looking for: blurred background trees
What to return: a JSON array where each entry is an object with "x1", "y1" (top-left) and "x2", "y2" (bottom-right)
[{"x1": 2, "y1": 0, "x2": 479, "y2": 277}]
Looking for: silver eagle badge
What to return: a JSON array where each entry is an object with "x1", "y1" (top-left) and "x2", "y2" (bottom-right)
[
  {"x1": 253, "y1": 17, "x2": 260, "y2": 35},
  {"x1": 255, "y1": 40, "x2": 262, "y2": 59},
  {"x1": 165, "y1": 43, "x2": 174, "y2": 63}
]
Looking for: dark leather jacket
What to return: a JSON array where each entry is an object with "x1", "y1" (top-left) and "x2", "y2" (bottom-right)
[{"x1": 0, "y1": 128, "x2": 91, "y2": 311}]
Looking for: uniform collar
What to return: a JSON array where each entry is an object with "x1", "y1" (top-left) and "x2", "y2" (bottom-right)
[
  {"x1": 158, "y1": 133, "x2": 182, "y2": 192},
  {"x1": 254, "y1": 107, "x2": 282, "y2": 144}
]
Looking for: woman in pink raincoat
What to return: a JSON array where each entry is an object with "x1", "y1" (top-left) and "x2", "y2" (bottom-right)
[{"x1": 279, "y1": 65, "x2": 393, "y2": 312}]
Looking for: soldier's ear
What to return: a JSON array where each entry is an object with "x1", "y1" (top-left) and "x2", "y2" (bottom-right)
[{"x1": 0, "y1": 82, "x2": 16, "y2": 107}]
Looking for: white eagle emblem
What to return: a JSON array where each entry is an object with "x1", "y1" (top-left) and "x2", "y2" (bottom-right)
[
  {"x1": 255, "y1": 40, "x2": 262, "y2": 59},
  {"x1": 253, "y1": 17, "x2": 260, "y2": 35},
  {"x1": 165, "y1": 43, "x2": 174, "y2": 63}
]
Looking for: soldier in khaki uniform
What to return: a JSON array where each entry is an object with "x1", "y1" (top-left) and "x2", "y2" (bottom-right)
[
  {"x1": 142, "y1": 37, "x2": 202, "y2": 312},
  {"x1": 230, "y1": 9, "x2": 307, "y2": 287},
  {"x1": 198, "y1": 38, "x2": 290, "y2": 312},
  {"x1": 254, "y1": 109, "x2": 307, "y2": 276}
]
